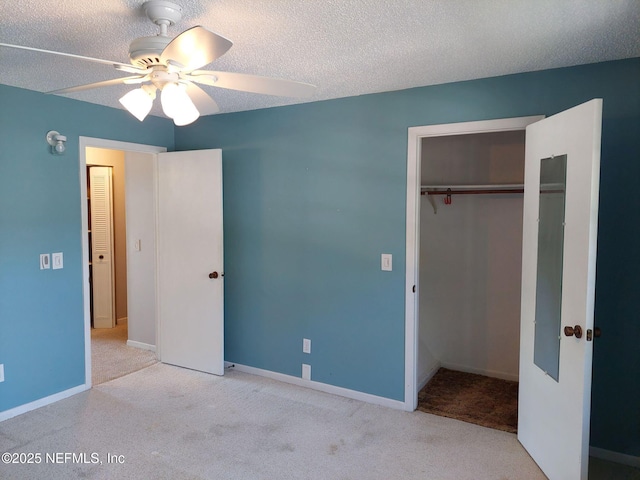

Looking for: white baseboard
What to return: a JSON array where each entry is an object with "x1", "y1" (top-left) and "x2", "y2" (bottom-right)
[
  {"x1": 126, "y1": 340, "x2": 156, "y2": 353},
  {"x1": 0, "y1": 384, "x2": 88, "y2": 423},
  {"x1": 225, "y1": 362, "x2": 405, "y2": 410},
  {"x1": 440, "y1": 362, "x2": 519, "y2": 382},
  {"x1": 417, "y1": 361, "x2": 441, "y2": 392},
  {"x1": 117, "y1": 317, "x2": 128, "y2": 325},
  {"x1": 590, "y1": 446, "x2": 640, "y2": 468}
]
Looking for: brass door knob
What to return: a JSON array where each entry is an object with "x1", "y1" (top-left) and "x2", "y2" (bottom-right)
[
  {"x1": 209, "y1": 271, "x2": 219, "y2": 279},
  {"x1": 564, "y1": 325, "x2": 583, "y2": 338}
]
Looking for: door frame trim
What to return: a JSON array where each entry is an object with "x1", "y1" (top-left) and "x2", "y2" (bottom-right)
[
  {"x1": 403, "y1": 115, "x2": 544, "y2": 411},
  {"x1": 79, "y1": 137, "x2": 166, "y2": 388}
]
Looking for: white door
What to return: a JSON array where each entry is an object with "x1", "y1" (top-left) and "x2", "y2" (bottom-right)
[
  {"x1": 518, "y1": 99, "x2": 602, "y2": 479},
  {"x1": 157, "y1": 149, "x2": 224, "y2": 375},
  {"x1": 89, "y1": 166, "x2": 116, "y2": 329}
]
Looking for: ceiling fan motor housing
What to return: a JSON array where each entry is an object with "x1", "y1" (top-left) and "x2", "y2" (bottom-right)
[
  {"x1": 143, "y1": 0, "x2": 183, "y2": 27},
  {"x1": 130, "y1": 1, "x2": 184, "y2": 68},
  {"x1": 129, "y1": 35, "x2": 171, "y2": 68}
]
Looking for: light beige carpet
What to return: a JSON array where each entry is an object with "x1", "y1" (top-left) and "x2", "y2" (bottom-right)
[
  {"x1": 0, "y1": 364, "x2": 547, "y2": 480},
  {"x1": 91, "y1": 323, "x2": 157, "y2": 385},
  {"x1": 1, "y1": 364, "x2": 637, "y2": 479}
]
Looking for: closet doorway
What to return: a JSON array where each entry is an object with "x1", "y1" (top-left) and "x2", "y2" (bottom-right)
[
  {"x1": 403, "y1": 116, "x2": 544, "y2": 414},
  {"x1": 417, "y1": 129, "x2": 526, "y2": 432},
  {"x1": 406, "y1": 101, "x2": 605, "y2": 479}
]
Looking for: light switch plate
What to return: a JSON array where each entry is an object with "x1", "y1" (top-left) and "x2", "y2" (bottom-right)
[
  {"x1": 303, "y1": 338, "x2": 311, "y2": 354},
  {"x1": 0, "y1": 364, "x2": 4, "y2": 383},
  {"x1": 52, "y1": 252, "x2": 63, "y2": 269},
  {"x1": 40, "y1": 254, "x2": 50, "y2": 270},
  {"x1": 381, "y1": 253, "x2": 392, "y2": 271}
]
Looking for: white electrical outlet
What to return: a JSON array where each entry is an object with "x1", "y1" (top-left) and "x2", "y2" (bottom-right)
[
  {"x1": 303, "y1": 338, "x2": 311, "y2": 354},
  {"x1": 52, "y1": 252, "x2": 63, "y2": 269},
  {"x1": 0, "y1": 364, "x2": 4, "y2": 383},
  {"x1": 40, "y1": 254, "x2": 50, "y2": 270},
  {"x1": 302, "y1": 364, "x2": 311, "y2": 380}
]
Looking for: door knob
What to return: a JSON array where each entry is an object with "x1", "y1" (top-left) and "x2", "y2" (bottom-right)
[
  {"x1": 209, "y1": 271, "x2": 218, "y2": 279},
  {"x1": 586, "y1": 327, "x2": 601, "y2": 341},
  {"x1": 563, "y1": 325, "x2": 583, "y2": 338}
]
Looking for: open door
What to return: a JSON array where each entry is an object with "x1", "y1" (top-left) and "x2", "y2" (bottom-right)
[
  {"x1": 157, "y1": 149, "x2": 224, "y2": 375},
  {"x1": 518, "y1": 99, "x2": 602, "y2": 479}
]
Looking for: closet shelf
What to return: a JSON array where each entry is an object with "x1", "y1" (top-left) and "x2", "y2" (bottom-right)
[{"x1": 421, "y1": 183, "x2": 524, "y2": 214}]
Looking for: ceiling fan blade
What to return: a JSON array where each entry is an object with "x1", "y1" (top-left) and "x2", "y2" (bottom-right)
[
  {"x1": 184, "y1": 81, "x2": 220, "y2": 116},
  {"x1": 188, "y1": 70, "x2": 316, "y2": 98},
  {"x1": 0, "y1": 43, "x2": 145, "y2": 73},
  {"x1": 48, "y1": 76, "x2": 146, "y2": 95},
  {"x1": 115, "y1": 64, "x2": 150, "y2": 75},
  {"x1": 123, "y1": 74, "x2": 151, "y2": 85},
  {"x1": 160, "y1": 26, "x2": 232, "y2": 71}
]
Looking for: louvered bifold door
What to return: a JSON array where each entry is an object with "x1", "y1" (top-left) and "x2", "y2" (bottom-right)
[{"x1": 89, "y1": 166, "x2": 116, "y2": 328}]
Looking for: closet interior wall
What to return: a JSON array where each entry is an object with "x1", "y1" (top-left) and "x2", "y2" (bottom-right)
[{"x1": 418, "y1": 131, "x2": 526, "y2": 387}]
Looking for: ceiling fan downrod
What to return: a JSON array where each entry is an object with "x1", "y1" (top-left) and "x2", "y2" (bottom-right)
[{"x1": 143, "y1": 0, "x2": 183, "y2": 36}]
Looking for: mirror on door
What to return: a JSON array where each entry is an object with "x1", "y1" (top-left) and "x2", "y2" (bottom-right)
[{"x1": 533, "y1": 154, "x2": 567, "y2": 381}]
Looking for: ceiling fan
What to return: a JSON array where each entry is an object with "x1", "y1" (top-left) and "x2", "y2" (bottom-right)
[{"x1": 0, "y1": 0, "x2": 316, "y2": 126}]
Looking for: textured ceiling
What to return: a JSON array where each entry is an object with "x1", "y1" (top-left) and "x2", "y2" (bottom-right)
[{"x1": 1, "y1": 0, "x2": 639, "y2": 119}]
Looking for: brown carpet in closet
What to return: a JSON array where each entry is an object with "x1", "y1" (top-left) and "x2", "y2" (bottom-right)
[{"x1": 417, "y1": 368, "x2": 518, "y2": 433}]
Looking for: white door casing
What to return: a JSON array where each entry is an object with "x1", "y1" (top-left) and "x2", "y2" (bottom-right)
[
  {"x1": 89, "y1": 166, "x2": 116, "y2": 329},
  {"x1": 404, "y1": 115, "x2": 544, "y2": 411},
  {"x1": 518, "y1": 99, "x2": 602, "y2": 480},
  {"x1": 158, "y1": 149, "x2": 225, "y2": 376}
]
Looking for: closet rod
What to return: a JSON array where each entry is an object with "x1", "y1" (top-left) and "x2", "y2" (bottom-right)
[
  {"x1": 420, "y1": 184, "x2": 525, "y2": 214},
  {"x1": 422, "y1": 183, "x2": 523, "y2": 189},
  {"x1": 421, "y1": 188, "x2": 523, "y2": 196},
  {"x1": 421, "y1": 183, "x2": 525, "y2": 196}
]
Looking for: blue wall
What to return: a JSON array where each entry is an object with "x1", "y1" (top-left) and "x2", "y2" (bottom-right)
[
  {"x1": 0, "y1": 85, "x2": 174, "y2": 411},
  {"x1": 176, "y1": 58, "x2": 640, "y2": 456},
  {"x1": 1, "y1": 58, "x2": 638, "y2": 458}
]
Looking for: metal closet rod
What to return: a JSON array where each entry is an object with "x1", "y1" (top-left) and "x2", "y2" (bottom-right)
[
  {"x1": 419, "y1": 183, "x2": 572, "y2": 213},
  {"x1": 420, "y1": 184, "x2": 524, "y2": 196},
  {"x1": 421, "y1": 188, "x2": 524, "y2": 196}
]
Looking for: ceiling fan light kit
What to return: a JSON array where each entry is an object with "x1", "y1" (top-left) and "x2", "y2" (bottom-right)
[
  {"x1": 0, "y1": 0, "x2": 316, "y2": 125},
  {"x1": 119, "y1": 85, "x2": 156, "y2": 122},
  {"x1": 160, "y1": 82, "x2": 199, "y2": 125}
]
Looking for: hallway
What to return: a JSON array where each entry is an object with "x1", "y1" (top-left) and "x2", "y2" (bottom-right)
[{"x1": 91, "y1": 323, "x2": 157, "y2": 385}]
